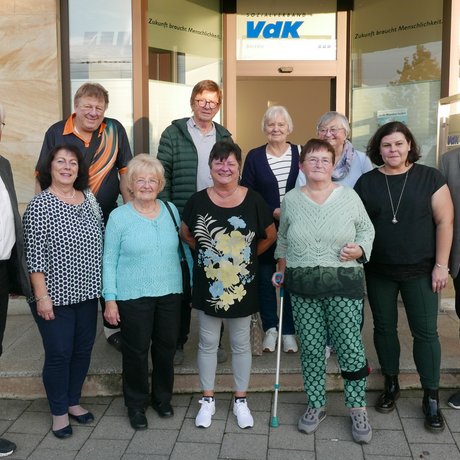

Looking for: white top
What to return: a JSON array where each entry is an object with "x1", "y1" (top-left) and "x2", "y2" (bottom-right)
[{"x1": 0, "y1": 176, "x2": 15, "y2": 260}]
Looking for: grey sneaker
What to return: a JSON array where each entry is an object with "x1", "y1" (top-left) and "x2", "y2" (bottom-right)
[
  {"x1": 350, "y1": 408, "x2": 372, "y2": 444},
  {"x1": 298, "y1": 407, "x2": 326, "y2": 434}
]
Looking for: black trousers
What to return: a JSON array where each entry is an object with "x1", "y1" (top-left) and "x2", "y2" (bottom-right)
[
  {"x1": 0, "y1": 261, "x2": 9, "y2": 357},
  {"x1": 118, "y1": 294, "x2": 181, "y2": 409}
]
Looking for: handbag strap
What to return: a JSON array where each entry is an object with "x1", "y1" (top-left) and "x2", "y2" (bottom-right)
[{"x1": 163, "y1": 201, "x2": 187, "y2": 261}]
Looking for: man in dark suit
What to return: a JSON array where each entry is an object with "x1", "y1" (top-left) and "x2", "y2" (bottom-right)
[
  {"x1": 440, "y1": 147, "x2": 460, "y2": 409},
  {"x1": 0, "y1": 103, "x2": 32, "y2": 457}
]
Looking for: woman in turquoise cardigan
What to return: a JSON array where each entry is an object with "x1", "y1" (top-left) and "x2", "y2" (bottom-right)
[{"x1": 103, "y1": 154, "x2": 187, "y2": 430}]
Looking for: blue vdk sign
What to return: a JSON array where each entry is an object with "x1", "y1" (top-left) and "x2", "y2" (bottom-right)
[{"x1": 247, "y1": 21, "x2": 304, "y2": 39}]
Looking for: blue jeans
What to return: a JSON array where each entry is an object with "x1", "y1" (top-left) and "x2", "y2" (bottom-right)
[
  {"x1": 30, "y1": 298, "x2": 98, "y2": 415},
  {"x1": 258, "y1": 262, "x2": 295, "y2": 334}
]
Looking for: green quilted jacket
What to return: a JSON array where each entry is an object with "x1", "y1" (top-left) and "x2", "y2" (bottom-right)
[{"x1": 157, "y1": 117, "x2": 232, "y2": 215}]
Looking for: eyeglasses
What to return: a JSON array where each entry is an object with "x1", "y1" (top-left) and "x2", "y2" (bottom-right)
[
  {"x1": 305, "y1": 157, "x2": 332, "y2": 166},
  {"x1": 195, "y1": 99, "x2": 219, "y2": 109},
  {"x1": 135, "y1": 178, "x2": 160, "y2": 187},
  {"x1": 317, "y1": 127, "x2": 344, "y2": 136}
]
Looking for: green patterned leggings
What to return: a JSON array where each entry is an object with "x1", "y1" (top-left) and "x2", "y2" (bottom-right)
[{"x1": 291, "y1": 294, "x2": 368, "y2": 408}]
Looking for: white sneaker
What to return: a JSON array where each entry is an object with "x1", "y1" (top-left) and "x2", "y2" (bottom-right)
[
  {"x1": 282, "y1": 334, "x2": 298, "y2": 353},
  {"x1": 195, "y1": 397, "x2": 215, "y2": 428},
  {"x1": 263, "y1": 328, "x2": 278, "y2": 352},
  {"x1": 233, "y1": 398, "x2": 254, "y2": 428}
]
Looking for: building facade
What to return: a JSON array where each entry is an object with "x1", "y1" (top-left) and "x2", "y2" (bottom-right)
[{"x1": 1, "y1": 0, "x2": 459, "y2": 208}]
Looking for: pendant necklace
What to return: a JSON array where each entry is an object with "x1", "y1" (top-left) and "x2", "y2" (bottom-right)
[{"x1": 384, "y1": 169, "x2": 409, "y2": 224}]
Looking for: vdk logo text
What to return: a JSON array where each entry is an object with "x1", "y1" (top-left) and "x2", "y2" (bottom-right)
[{"x1": 246, "y1": 21, "x2": 303, "y2": 39}]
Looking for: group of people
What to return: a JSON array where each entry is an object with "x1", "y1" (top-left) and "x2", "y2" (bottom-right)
[{"x1": 0, "y1": 77, "x2": 459, "y2": 455}]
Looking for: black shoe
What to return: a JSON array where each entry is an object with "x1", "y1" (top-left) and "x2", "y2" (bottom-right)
[
  {"x1": 52, "y1": 424, "x2": 73, "y2": 439},
  {"x1": 0, "y1": 438, "x2": 16, "y2": 456},
  {"x1": 423, "y1": 389, "x2": 445, "y2": 432},
  {"x1": 107, "y1": 331, "x2": 122, "y2": 352},
  {"x1": 448, "y1": 391, "x2": 460, "y2": 409},
  {"x1": 128, "y1": 408, "x2": 148, "y2": 430},
  {"x1": 152, "y1": 401, "x2": 174, "y2": 418},
  {"x1": 376, "y1": 375, "x2": 400, "y2": 413},
  {"x1": 69, "y1": 411, "x2": 94, "y2": 424}
]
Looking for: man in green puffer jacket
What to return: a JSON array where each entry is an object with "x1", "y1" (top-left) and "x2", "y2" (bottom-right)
[{"x1": 157, "y1": 80, "x2": 232, "y2": 364}]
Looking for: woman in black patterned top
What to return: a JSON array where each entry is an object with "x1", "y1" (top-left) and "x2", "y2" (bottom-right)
[{"x1": 23, "y1": 144, "x2": 103, "y2": 439}]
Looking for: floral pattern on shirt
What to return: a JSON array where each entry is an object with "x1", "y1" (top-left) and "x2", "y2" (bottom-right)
[{"x1": 196, "y1": 213, "x2": 255, "y2": 312}]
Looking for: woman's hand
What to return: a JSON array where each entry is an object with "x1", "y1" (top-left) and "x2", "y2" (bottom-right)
[
  {"x1": 273, "y1": 208, "x2": 281, "y2": 221},
  {"x1": 104, "y1": 300, "x2": 120, "y2": 326},
  {"x1": 339, "y1": 243, "x2": 363, "y2": 262},
  {"x1": 272, "y1": 271, "x2": 284, "y2": 287},
  {"x1": 36, "y1": 296, "x2": 55, "y2": 321},
  {"x1": 432, "y1": 265, "x2": 449, "y2": 293}
]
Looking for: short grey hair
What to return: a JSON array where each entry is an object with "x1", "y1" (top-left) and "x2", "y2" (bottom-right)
[
  {"x1": 316, "y1": 111, "x2": 350, "y2": 138},
  {"x1": 262, "y1": 105, "x2": 293, "y2": 133}
]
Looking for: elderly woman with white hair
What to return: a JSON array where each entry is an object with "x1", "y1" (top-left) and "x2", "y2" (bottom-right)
[
  {"x1": 241, "y1": 105, "x2": 301, "y2": 354},
  {"x1": 103, "y1": 154, "x2": 187, "y2": 430},
  {"x1": 297, "y1": 111, "x2": 373, "y2": 188}
]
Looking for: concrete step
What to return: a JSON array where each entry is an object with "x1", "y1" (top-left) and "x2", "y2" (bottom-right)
[{"x1": 2, "y1": 299, "x2": 460, "y2": 399}]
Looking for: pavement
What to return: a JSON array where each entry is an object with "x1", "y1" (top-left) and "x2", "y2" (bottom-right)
[
  {"x1": 2, "y1": 390, "x2": 460, "y2": 459},
  {"x1": 1, "y1": 298, "x2": 460, "y2": 459}
]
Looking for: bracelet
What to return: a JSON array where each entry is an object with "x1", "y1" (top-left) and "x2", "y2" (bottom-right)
[
  {"x1": 435, "y1": 263, "x2": 450, "y2": 272},
  {"x1": 35, "y1": 294, "x2": 50, "y2": 302}
]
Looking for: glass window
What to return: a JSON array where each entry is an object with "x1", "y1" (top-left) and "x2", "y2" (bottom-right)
[
  {"x1": 350, "y1": 0, "x2": 443, "y2": 167},
  {"x1": 68, "y1": 0, "x2": 133, "y2": 146},
  {"x1": 148, "y1": 0, "x2": 222, "y2": 154}
]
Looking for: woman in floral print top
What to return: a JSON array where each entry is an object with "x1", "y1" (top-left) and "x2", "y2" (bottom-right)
[{"x1": 181, "y1": 141, "x2": 276, "y2": 430}]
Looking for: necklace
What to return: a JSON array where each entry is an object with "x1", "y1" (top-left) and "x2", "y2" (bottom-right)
[
  {"x1": 50, "y1": 187, "x2": 76, "y2": 199},
  {"x1": 212, "y1": 185, "x2": 239, "y2": 199},
  {"x1": 384, "y1": 170, "x2": 409, "y2": 224}
]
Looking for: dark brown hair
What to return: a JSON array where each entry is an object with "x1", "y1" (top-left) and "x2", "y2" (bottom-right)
[
  {"x1": 366, "y1": 121, "x2": 421, "y2": 165},
  {"x1": 208, "y1": 141, "x2": 242, "y2": 169},
  {"x1": 37, "y1": 144, "x2": 89, "y2": 191}
]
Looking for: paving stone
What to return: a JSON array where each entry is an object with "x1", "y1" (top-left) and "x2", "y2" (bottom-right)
[
  {"x1": 177, "y1": 418, "x2": 225, "y2": 443},
  {"x1": 105, "y1": 396, "x2": 126, "y2": 416},
  {"x1": 324, "y1": 392, "x2": 350, "y2": 416},
  {"x1": 395, "y1": 397, "x2": 424, "y2": 418},
  {"x1": 268, "y1": 424, "x2": 315, "y2": 451},
  {"x1": 362, "y1": 429, "x2": 411, "y2": 457},
  {"x1": 270, "y1": 402, "x2": 304, "y2": 426},
  {"x1": 39, "y1": 425, "x2": 92, "y2": 450},
  {"x1": 268, "y1": 448, "x2": 315, "y2": 460},
  {"x1": 169, "y1": 441, "x2": 220, "y2": 460},
  {"x1": 0, "y1": 399, "x2": 30, "y2": 420},
  {"x1": 225, "y1": 407, "x2": 270, "y2": 434},
  {"x1": 28, "y1": 448, "x2": 78, "y2": 459},
  {"x1": 277, "y1": 392, "x2": 307, "y2": 405},
  {"x1": 125, "y1": 428, "x2": 178, "y2": 456},
  {"x1": 410, "y1": 442, "x2": 460, "y2": 459},
  {"x1": 27, "y1": 399, "x2": 50, "y2": 412},
  {"x1": 0, "y1": 419, "x2": 13, "y2": 434},
  {"x1": 315, "y1": 415, "x2": 352, "y2": 441},
  {"x1": 149, "y1": 405, "x2": 187, "y2": 430},
  {"x1": 0, "y1": 433, "x2": 43, "y2": 460},
  {"x1": 221, "y1": 432, "x2": 268, "y2": 460},
  {"x1": 122, "y1": 455, "x2": 168, "y2": 460},
  {"x1": 245, "y1": 392, "x2": 272, "y2": 411},
  {"x1": 90, "y1": 415, "x2": 135, "y2": 440},
  {"x1": 366, "y1": 406, "x2": 402, "y2": 430},
  {"x1": 8, "y1": 411, "x2": 50, "y2": 435},
  {"x1": 315, "y1": 439, "x2": 364, "y2": 460},
  {"x1": 443, "y1": 408, "x2": 460, "y2": 432},
  {"x1": 75, "y1": 438, "x2": 129, "y2": 460},
  {"x1": 400, "y1": 417, "x2": 455, "y2": 444}
]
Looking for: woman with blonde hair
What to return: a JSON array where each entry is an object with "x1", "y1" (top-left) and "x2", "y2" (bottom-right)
[{"x1": 103, "y1": 154, "x2": 187, "y2": 430}]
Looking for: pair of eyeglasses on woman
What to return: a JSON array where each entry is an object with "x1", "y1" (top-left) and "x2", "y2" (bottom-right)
[
  {"x1": 135, "y1": 178, "x2": 160, "y2": 186},
  {"x1": 305, "y1": 157, "x2": 332, "y2": 166},
  {"x1": 195, "y1": 99, "x2": 219, "y2": 109},
  {"x1": 317, "y1": 127, "x2": 344, "y2": 136}
]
